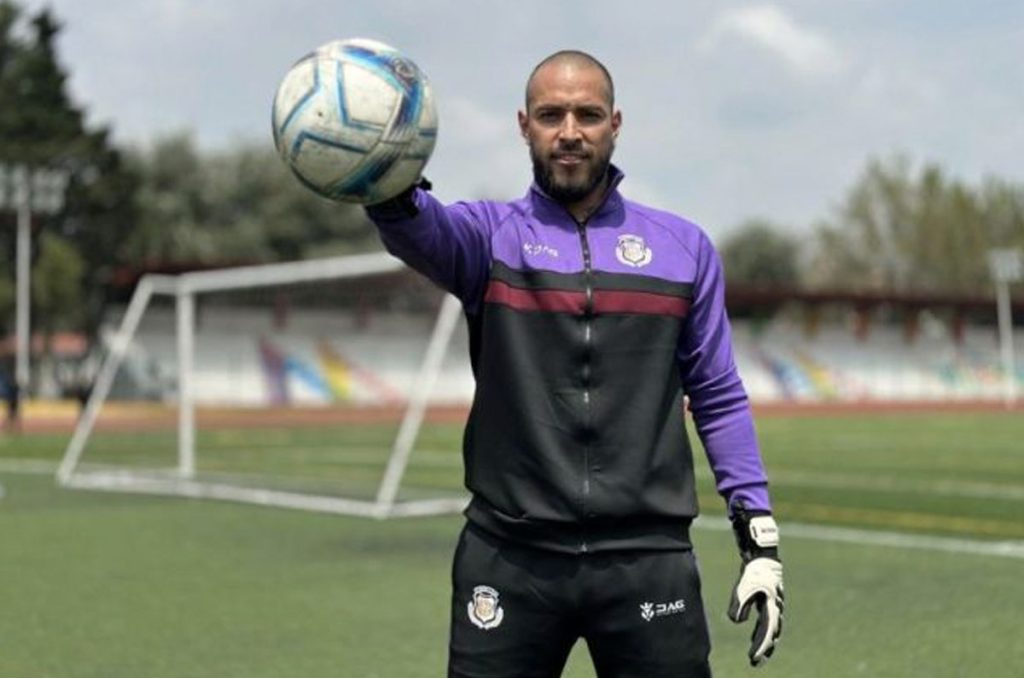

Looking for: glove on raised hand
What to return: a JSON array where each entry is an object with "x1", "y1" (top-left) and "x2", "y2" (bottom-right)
[
  {"x1": 728, "y1": 505, "x2": 784, "y2": 667},
  {"x1": 364, "y1": 177, "x2": 432, "y2": 217}
]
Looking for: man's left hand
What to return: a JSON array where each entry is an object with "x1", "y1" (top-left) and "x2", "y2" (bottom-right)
[
  {"x1": 728, "y1": 554, "x2": 784, "y2": 666},
  {"x1": 728, "y1": 510, "x2": 784, "y2": 667}
]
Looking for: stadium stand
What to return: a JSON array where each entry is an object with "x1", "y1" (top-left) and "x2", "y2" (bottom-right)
[{"x1": 115, "y1": 305, "x2": 1021, "y2": 406}]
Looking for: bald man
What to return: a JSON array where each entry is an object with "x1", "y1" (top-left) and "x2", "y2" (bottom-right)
[{"x1": 366, "y1": 50, "x2": 784, "y2": 677}]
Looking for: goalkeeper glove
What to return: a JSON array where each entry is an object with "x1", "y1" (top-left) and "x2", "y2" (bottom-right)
[
  {"x1": 364, "y1": 177, "x2": 432, "y2": 217},
  {"x1": 728, "y1": 505, "x2": 784, "y2": 667}
]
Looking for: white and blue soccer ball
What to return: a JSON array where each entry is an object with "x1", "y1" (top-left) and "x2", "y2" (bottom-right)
[{"x1": 272, "y1": 38, "x2": 438, "y2": 204}]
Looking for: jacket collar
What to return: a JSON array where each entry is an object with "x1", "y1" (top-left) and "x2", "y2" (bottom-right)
[{"x1": 527, "y1": 163, "x2": 625, "y2": 224}]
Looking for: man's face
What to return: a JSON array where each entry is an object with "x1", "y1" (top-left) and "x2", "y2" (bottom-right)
[{"x1": 519, "y1": 62, "x2": 621, "y2": 206}]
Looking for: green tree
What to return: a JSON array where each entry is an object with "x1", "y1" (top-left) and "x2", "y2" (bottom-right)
[
  {"x1": 0, "y1": 1, "x2": 138, "y2": 343},
  {"x1": 719, "y1": 218, "x2": 802, "y2": 288},
  {"x1": 121, "y1": 133, "x2": 212, "y2": 263},
  {"x1": 125, "y1": 133, "x2": 379, "y2": 264},
  {"x1": 809, "y1": 156, "x2": 1024, "y2": 293},
  {"x1": 0, "y1": 275, "x2": 11, "y2": 320},
  {"x1": 32, "y1": 231, "x2": 84, "y2": 331}
]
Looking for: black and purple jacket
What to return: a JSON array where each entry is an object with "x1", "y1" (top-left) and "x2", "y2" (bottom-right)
[{"x1": 367, "y1": 165, "x2": 771, "y2": 553}]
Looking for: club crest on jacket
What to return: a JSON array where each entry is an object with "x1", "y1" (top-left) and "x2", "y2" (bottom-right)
[{"x1": 616, "y1": 234, "x2": 652, "y2": 267}]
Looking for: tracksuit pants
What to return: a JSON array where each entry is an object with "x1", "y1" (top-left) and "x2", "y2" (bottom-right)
[{"x1": 448, "y1": 522, "x2": 712, "y2": 678}]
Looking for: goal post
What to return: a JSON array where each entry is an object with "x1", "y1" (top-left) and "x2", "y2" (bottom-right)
[{"x1": 56, "y1": 252, "x2": 471, "y2": 518}]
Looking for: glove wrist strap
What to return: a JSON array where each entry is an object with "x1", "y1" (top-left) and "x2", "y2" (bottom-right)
[{"x1": 731, "y1": 505, "x2": 780, "y2": 562}]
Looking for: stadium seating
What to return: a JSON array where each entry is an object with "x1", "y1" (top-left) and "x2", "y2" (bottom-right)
[{"x1": 116, "y1": 307, "x2": 1022, "y2": 406}]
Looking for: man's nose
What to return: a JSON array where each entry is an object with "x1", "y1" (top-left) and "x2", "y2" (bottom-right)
[{"x1": 558, "y1": 113, "x2": 582, "y2": 140}]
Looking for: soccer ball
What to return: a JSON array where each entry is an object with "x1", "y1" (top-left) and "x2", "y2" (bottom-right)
[{"x1": 271, "y1": 38, "x2": 438, "y2": 204}]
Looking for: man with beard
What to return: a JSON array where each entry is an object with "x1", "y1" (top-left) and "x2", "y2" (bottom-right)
[{"x1": 365, "y1": 50, "x2": 784, "y2": 677}]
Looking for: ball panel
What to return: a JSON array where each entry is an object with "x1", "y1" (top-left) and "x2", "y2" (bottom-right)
[
  {"x1": 340, "y1": 63, "x2": 399, "y2": 129},
  {"x1": 289, "y1": 136, "x2": 367, "y2": 190},
  {"x1": 327, "y1": 141, "x2": 403, "y2": 202},
  {"x1": 272, "y1": 59, "x2": 319, "y2": 156},
  {"x1": 405, "y1": 132, "x2": 437, "y2": 162},
  {"x1": 273, "y1": 58, "x2": 317, "y2": 120},
  {"x1": 368, "y1": 155, "x2": 430, "y2": 203},
  {"x1": 417, "y1": 86, "x2": 439, "y2": 132},
  {"x1": 381, "y1": 73, "x2": 425, "y2": 147}
]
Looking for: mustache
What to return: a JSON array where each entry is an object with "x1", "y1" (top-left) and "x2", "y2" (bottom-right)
[{"x1": 551, "y1": 146, "x2": 590, "y2": 160}]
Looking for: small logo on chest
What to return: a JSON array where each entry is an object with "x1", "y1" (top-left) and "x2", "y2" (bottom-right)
[
  {"x1": 523, "y1": 242, "x2": 559, "y2": 258},
  {"x1": 616, "y1": 234, "x2": 652, "y2": 267}
]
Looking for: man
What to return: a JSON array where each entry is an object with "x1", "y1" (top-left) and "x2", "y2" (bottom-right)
[{"x1": 366, "y1": 50, "x2": 783, "y2": 677}]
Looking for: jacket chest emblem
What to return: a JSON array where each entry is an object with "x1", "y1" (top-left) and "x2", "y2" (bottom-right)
[{"x1": 616, "y1": 234, "x2": 652, "y2": 267}]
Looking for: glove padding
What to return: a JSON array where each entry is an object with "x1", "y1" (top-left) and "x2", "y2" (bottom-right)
[{"x1": 728, "y1": 556, "x2": 784, "y2": 666}]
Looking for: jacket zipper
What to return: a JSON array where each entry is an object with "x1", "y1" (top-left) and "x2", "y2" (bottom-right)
[
  {"x1": 560, "y1": 182, "x2": 616, "y2": 554},
  {"x1": 575, "y1": 220, "x2": 594, "y2": 553}
]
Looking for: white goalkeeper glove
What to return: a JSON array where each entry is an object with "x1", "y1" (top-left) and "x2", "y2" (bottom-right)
[{"x1": 728, "y1": 506, "x2": 784, "y2": 667}]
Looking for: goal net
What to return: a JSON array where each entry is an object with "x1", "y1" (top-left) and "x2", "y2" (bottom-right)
[{"x1": 56, "y1": 252, "x2": 472, "y2": 518}]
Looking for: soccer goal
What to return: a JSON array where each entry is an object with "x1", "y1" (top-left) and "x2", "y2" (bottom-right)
[{"x1": 56, "y1": 251, "x2": 472, "y2": 518}]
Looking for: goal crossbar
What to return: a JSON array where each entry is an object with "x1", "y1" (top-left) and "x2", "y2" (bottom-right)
[{"x1": 56, "y1": 252, "x2": 470, "y2": 519}]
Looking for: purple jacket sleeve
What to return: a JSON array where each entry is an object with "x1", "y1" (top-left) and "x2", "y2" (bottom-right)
[
  {"x1": 676, "y1": 232, "x2": 772, "y2": 516},
  {"x1": 364, "y1": 189, "x2": 492, "y2": 309}
]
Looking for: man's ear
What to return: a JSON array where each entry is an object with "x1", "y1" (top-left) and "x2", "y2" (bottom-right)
[
  {"x1": 612, "y1": 109, "x2": 622, "y2": 137},
  {"x1": 517, "y1": 109, "x2": 529, "y2": 142}
]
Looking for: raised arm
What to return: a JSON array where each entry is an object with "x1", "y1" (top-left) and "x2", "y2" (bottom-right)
[{"x1": 365, "y1": 184, "x2": 493, "y2": 309}]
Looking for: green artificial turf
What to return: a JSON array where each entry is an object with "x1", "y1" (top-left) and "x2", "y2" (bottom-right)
[{"x1": 1, "y1": 411, "x2": 1021, "y2": 677}]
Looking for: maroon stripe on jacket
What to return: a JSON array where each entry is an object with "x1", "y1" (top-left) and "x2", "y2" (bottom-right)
[
  {"x1": 593, "y1": 289, "x2": 691, "y2": 317},
  {"x1": 485, "y1": 281, "x2": 690, "y2": 317},
  {"x1": 484, "y1": 280, "x2": 586, "y2": 314}
]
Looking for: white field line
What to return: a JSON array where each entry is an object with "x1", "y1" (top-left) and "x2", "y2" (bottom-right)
[
  {"x1": 696, "y1": 468, "x2": 1024, "y2": 502},
  {"x1": 5, "y1": 457, "x2": 1023, "y2": 560},
  {"x1": 0, "y1": 459, "x2": 58, "y2": 474},
  {"x1": 48, "y1": 448, "x2": 1024, "y2": 501},
  {"x1": 694, "y1": 516, "x2": 1024, "y2": 560}
]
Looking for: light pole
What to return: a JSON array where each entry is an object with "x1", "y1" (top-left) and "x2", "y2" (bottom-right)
[
  {"x1": 0, "y1": 163, "x2": 70, "y2": 394},
  {"x1": 987, "y1": 248, "x2": 1023, "y2": 409}
]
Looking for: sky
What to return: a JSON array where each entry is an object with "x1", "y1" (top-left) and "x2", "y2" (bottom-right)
[{"x1": 17, "y1": 0, "x2": 1024, "y2": 239}]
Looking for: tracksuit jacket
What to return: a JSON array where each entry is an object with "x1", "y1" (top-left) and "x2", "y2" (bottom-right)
[{"x1": 366, "y1": 165, "x2": 771, "y2": 554}]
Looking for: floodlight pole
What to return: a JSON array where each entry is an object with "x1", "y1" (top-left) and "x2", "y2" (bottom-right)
[
  {"x1": 0, "y1": 163, "x2": 69, "y2": 394},
  {"x1": 14, "y1": 167, "x2": 31, "y2": 390},
  {"x1": 988, "y1": 248, "x2": 1022, "y2": 409}
]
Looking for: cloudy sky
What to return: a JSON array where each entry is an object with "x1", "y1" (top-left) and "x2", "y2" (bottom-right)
[{"x1": 18, "y1": 0, "x2": 1024, "y2": 238}]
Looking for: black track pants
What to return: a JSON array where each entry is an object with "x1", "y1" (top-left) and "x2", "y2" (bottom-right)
[{"x1": 448, "y1": 523, "x2": 712, "y2": 678}]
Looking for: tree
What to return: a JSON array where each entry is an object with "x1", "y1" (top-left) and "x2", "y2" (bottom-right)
[
  {"x1": 809, "y1": 155, "x2": 1024, "y2": 293},
  {"x1": 0, "y1": 275, "x2": 11, "y2": 322},
  {"x1": 0, "y1": 1, "x2": 139, "y2": 344},
  {"x1": 32, "y1": 232, "x2": 85, "y2": 330},
  {"x1": 719, "y1": 218, "x2": 802, "y2": 288},
  {"x1": 124, "y1": 133, "x2": 379, "y2": 265}
]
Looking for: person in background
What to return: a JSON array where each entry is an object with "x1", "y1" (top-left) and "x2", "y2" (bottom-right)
[{"x1": 1, "y1": 365, "x2": 22, "y2": 434}]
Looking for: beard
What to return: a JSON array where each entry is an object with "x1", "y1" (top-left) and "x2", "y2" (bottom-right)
[{"x1": 530, "y1": 142, "x2": 613, "y2": 205}]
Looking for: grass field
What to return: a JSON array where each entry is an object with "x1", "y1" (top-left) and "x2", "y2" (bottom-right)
[{"x1": 1, "y1": 409, "x2": 1023, "y2": 677}]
